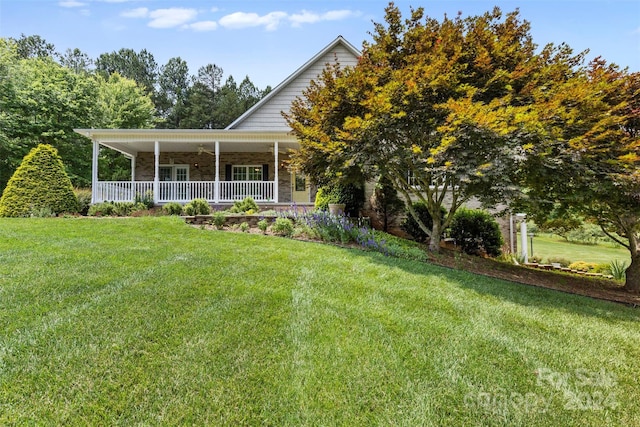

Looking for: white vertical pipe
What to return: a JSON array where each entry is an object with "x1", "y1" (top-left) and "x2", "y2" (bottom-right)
[
  {"x1": 153, "y1": 141, "x2": 160, "y2": 204},
  {"x1": 91, "y1": 139, "x2": 99, "y2": 204},
  {"x1": 520, "y1": 217, "x2": 528, "y2": 263},
  {"x1": 274, "y1": 141, "x2": 279, "y2": 203},
  {"x1": 214, "y1": 140, "x2": 220, "y2": 203},
  {"x1": 509, "y1": 214, "x2": 514, "y2": 255}
]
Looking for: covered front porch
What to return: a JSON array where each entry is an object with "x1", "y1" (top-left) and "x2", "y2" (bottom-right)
[{"x1": 75, "y1": 129, "x2": 310, "y2": 205}]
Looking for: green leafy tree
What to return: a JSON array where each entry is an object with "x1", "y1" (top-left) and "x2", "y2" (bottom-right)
[
  {"x1": 95, "y1": 48, "x2": 158, "y2": 95},
  {"x1": 0, "y1": 44, "x2": 98, "y2": 189},
  {"x1": 156, "y1": 57, "x2": 190, "y2": 128},
  {"x1": 0, "y1": 38, "x2": 157, "y2": 190},
  {"x1": 520, "y1": 60, "x2": 640, "y2": 291},
  {"x1": 181, "y1": 64, "x2": 223, "y2": 129},
  {"x1": 59, "y1": 48, "x2": 93, "y2": 74},
  {"x1": 93, "y1": 72, "x2": 157, "y2": 180},
  {"x1": 94, "y1": 72, "x2": 156, "y2": 129},
  {"x1": 11, "y1": 34, "x2": 57, "y2": 59},
  {"x1": 286, "y1": 5, "x2": 554, "y2": 251},
  {"x1": 0, "y1": 144, "x2": 78, "y2": 217}
]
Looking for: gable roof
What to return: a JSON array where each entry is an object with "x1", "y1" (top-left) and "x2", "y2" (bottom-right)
[{"x1": 226, "y1": 36, "x2": 361, "y2": 131}]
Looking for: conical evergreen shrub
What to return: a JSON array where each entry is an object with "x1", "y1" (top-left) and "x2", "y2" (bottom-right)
[{"x1": 0, "y1": 144, "x2": 79, "y2": 217}]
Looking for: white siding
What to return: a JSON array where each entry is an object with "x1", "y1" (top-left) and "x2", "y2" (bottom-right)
[{"x1": 233, "y1": 44, "x2": 359, "y2": 131}]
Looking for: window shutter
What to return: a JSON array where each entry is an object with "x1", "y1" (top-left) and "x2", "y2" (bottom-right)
[
  {"x1": 262, "y1": 164, "x2": 269, "y2": 181},
  {"x1": 225, "y1": 165, "x2": 232, "y2": 181}
]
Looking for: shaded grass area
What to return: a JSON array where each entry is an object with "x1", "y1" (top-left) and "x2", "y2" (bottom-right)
[
  {"x1": 1, "y1": 217, "x2": 639, "y2": 426},
  {"x1": 525, "y1": 234, "x2": 630, "y2": 265}
]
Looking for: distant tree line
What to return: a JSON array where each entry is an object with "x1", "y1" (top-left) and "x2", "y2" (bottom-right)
[{"x1": 0, "y1": 34, "x2": 271, "y2": 189}]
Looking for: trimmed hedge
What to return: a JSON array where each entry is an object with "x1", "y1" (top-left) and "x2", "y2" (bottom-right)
[
  {"x1": 0, "y1": 144, "x2": 78, "y2": 217},
  {"x1": 449, "y1": 208, "x2": 503, "y2": 257}
]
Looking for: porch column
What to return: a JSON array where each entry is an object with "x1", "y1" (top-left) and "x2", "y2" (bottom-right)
[
  {"x1": 131, "y1": 155, "x2": 136, "y2": 182},
  {"x1": 520, "y1": 214, "x2": 528, "y2": 263},
  {"x1": 274, "y1": 141, "x2": 279, "y2": 203},
  {"x1": 91, "y1": 139, "x2": 99, "y2": 204},
  {"x1": 153, "y1": 141, "x2": 160, "y2": 204},
  {"x1": 214, "y1": 140, "x2": 220, "y2": 203}
]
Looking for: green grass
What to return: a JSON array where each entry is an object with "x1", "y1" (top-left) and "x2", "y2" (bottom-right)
[
  {"x1": 1, "y1": 217, "x2": 639, "y2": 426},
  {"x1": 522, "y1": 234, "x2": 631, "y2": 265}
]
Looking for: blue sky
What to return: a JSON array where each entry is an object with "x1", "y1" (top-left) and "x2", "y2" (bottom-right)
[{"x1": 1, "y1": 0, "x2": 638, "y2": 89}]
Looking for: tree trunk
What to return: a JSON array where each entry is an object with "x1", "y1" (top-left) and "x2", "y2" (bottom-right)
[
  {"x1": 624, "y1": 253, "x2": 640, "y2": 293},
  {"x1": 429, "y1": 220, "x2": 442, "y2": 252}
]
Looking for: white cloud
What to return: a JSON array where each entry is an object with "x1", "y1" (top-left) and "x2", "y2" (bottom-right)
[
  {"x1": 322, "y1": 10, "x2": 357, "y2": 21},
  {"x1": 290, "y1": 10, "x2": 357, "y2": 27},
  {"x1": 119, "y1": 7, "x2": 358, "y2": 32},
  {"x1": 219, "y1": 9, "x2": 358, "y2": 31},
  {"x1": 148, "y1": 8, "x2": 198, "y2": 28},
  {"x1": 219, "y1": 11, "x2": 288, "y2": 31},
  {"x1": 59, "y1": 0, "x2": 86, "y2": 7},
  {"x1": 289, "y1": 10, "x2": 321, "y2": 26},
  {"x1": 184, "y1": 21, "x2": 218, "y2": 32},
  {"x1": 121, "y1": 7, "x2": 148, "y2": 18}
]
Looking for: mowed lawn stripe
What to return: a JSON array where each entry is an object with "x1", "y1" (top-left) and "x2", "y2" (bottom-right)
[{"x1": 0, "y1": 217, "x2": 638, "y2": 426}]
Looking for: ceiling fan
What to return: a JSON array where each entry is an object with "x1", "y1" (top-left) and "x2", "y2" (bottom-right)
[{"x1": 198, "y1": 145, "x2": 215, "y2": 156}]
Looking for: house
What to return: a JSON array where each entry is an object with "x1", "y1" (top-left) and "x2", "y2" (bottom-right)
[{"x1": 75, "y1": 36, "x2": 360, "y2": 206}]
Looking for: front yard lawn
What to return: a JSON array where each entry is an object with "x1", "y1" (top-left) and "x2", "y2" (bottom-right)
[{"x1": 1, "y1": 217, "x2": 639, "y2": 425}]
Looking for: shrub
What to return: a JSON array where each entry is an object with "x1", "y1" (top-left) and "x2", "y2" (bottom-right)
[
  {"x1": 240, "y1": 222, "x2": 250, "y2": 233},
  {"x1": 75, "y1": 188, "x2": 92, "y2": 216},
  {"x1": 566, "y1": 223, "x2": 607, "y2": 245},
  {"x1": 230, "y1": 197, "x2": 259, "y2": 214},
  {"x1": 401, "y1": 202, "x2": 446, "y2": 243},
  {"x1": 134, "y1": 190, "x2": 154, "y2": 210},
  {"x1": 314, "y1": 184, "x2": 365, "y2": 217},
  {"x1": 271, "y1": 217, "x2": 294, "y2": 237},
  {"x1": 370, "y1": 176, "x2": 405, "y2": 232},
  {"x1": 88, "y1": 202, "x2": 115, "y2": 216},
  {"x1": 0, "y1": 144, "x2": 79, "y2": 217},
  {"x1": 257, "y1": 218, "x2": 269, "y2": 233},
  {"x1": 183, "y1": 198, "x2": 211, "y2": 216},
  {"x1": 314, "y1": 187, "x2": 340, "y2": 211},
  {"x1": 112, "y1": 202, "x2": 133, "y2": 216},
  {"x1": 212, "y1": 211, "x2": 226, "y2": 229},
  {"x1": 592, "y1": 263, "x2": 611, "y2": 274},
  {"x1": 163, "y1": 202, "x2": 183, "y2": 216},
  {"x1": 450, "y1": 209, "x2": 503, "y2": 257},
  {"x1": 568, "y1": 261, "x2": 598, "y2": 272},
  {"x1": 337, "y1": 183, "x2": 365, "y2": 217}
]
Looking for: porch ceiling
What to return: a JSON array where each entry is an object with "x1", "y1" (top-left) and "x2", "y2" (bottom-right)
[{"x1": 74, "y1": 129, "x2": 299, "y2": 157}]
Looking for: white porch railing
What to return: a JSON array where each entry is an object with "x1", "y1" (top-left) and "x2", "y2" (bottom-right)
[
  {"x1": 94, "y1": 181, "x2": 154, "y2": 203},
  {"x1": 93, "y1": 181, "x2": 276, "y2": 203}
]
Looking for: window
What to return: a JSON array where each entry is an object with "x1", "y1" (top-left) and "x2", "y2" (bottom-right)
[
  {"x1": 295, "y1": 174, "x2": 306, "y2": 191},
  {"x1": 233, "y1": 165, "x2": 262, "y2": 181}
]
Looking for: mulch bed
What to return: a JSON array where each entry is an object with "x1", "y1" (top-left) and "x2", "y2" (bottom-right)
[{"x1": 424, "y1": 248, "x2": 640, "y2": 307}]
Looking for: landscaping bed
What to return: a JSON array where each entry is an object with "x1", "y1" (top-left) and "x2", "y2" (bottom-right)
[{"x1": 424, "y1": 249, "x2": 640, "y2": 307}]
